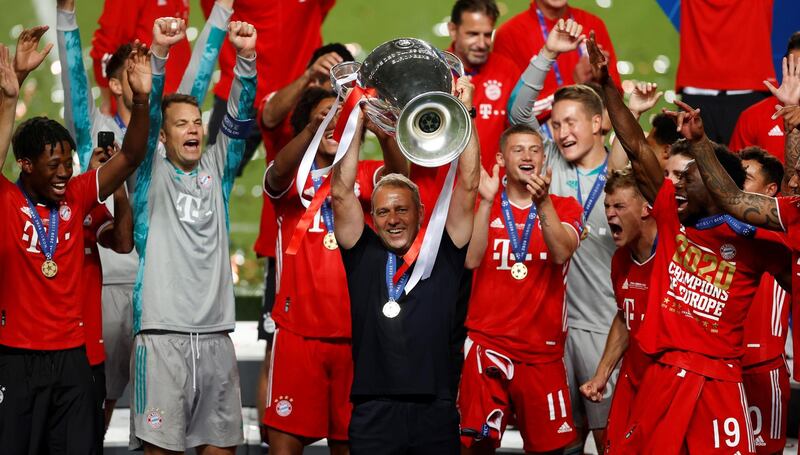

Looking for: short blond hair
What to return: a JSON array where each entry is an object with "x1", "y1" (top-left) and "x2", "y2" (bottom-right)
[{"x1": 371, "y1": 173, "x2": 422, "y2": 213}]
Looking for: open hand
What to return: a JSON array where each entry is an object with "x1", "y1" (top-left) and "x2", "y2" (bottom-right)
[
  {"x1": 126, "y1": 42, "x2": 152, "y2": 97},
  {"x1": 88, "y1": 143, "x2": 120, "y2": 171},
  {"x1": 229, "y1": 21, "x2": 257, "y2": 59},
  {"x1": 526, "y1": 167, "x2": 552, "y2": 204},
  {"x1": 764, "y1": 54, "x2": 800, "y2": 106},
  {"x1": 629, "y1": 81, "x2": 663, "y2": 117},
  {"x1": 663, "y1": 100, "x2": 705, "y2": 142},
  {"x1": 478, "y1": 164, "x2": 500, "y2": 203},
  {"x1": 14, "y1": 25, "x2": 53, "y2": 83},
  {"x1": 307, "y1": 52, "x2": 344, "y2": 85},
  {"x1": 0, "y1": 45, "x2": 19, "y2": 99},
  {"x1": 544, "y1": 18, "x2": 585, "y2": 59},
  {"x1": 585, "y1": 31, "x2": 609, "y2": 85}
]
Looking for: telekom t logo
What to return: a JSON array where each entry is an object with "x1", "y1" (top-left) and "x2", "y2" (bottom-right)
[
  {"x1": 491, "y1": 238, "x2": 532, "y2": 270},
  {"x1": 176, "y1": 193, "x2": 202, "y2": 223}
]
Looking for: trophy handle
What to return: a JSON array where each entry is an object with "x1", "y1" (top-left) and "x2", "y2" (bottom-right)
[
  {"x1": 440, "y1": 50, "x2": 465, "y2": 78},
  {"x1": 330, "y1": 61, "x2": 362, "y2": 98}
]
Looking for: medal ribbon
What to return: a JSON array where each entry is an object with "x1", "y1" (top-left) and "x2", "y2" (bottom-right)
[
  {"x1": 693, "y1": 214, "x2": 756, "y2": 237},
  {"x1": 575, "y1": 157, "x2": 608, "y2": 233},
  {"x1": 386, "y1": 252, "x2": 410, "y2": 302},
  {"x1": 16, "y1": 182, "x2": 59, "y2": 261},
  {"x1": 501, "y1": 191, "x2": 538, "y2": 263},
  {"x1": 534, "y1": 8, "x2": 584, "y2": 87},
  {"x1": 310, "y1": 162, "x2": 334, "y2": 233},
  {"x1": 113, "y1": 113, "x2": 127, "y2": 135}
]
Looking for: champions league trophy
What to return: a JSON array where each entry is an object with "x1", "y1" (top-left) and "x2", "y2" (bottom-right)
[{"x1": 330, "y1": 38, "x2": 472, "y2": 167}]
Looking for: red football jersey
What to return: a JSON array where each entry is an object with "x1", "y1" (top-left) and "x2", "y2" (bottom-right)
[
  {"x1": 610, "y1": 247, "x2": 656, "y2": 386},
  {"x1": 742, "y1": 273, "x2": 790, "y2": 367},
  {"x1": 201, "y1": 0, "x2": 334, "y2": 105},
  {"x1": 91, "y1": 0, "x2": 190, "y2": 94},
  {"x1": 447, "y1": 49, "x2": 519, "y2": 169},
  {"x1": 677, "y1": 0, "x2": 775, "y2": 91},
  {"x1": 776, "y1": 196, "x2": 800, "y2": 380},
  {"x1": 493, "y1": 4, "x2": 621, "y2": 120},
  {"x1": 728, "y1": 96, "x2": 785, "y2": 162},
  {"x1": 466, "y1": 194, "x2": 582, "y2": 363},
  {"x1": 638, "y1": 180, "x2": 790, "y2": 380},
  {"x1": 268, "y1": 160, "x2": 383, "y2": 338},
  {"x1": 81, "y1": 204, "x2": 113, "y2": 366},
  {"x1": 0, "y1": 171, "x2": 100, "y2": 350}
]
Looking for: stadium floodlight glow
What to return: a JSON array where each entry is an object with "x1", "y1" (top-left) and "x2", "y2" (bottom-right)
[
  {"x1": 186, "y1": 27, "x2": 199, "y2": 42},
  {"x1": 50, "y1": 61, "x2": 61, "y2": 76},
  {"x1": 51, "y1": 89, "x2": 64, "y2": 104},
  {"x1": 596, "y1": 0, "x2": 612, "y2": 8},
  {"x1": 616, "y1": 60, "x2": 634, "y2": 75},
  {"x1": 432, "y1": 16, "x2": 450, "y2": 37},
  {"x1": 664, "y1": 90, "x2": 677, "y2": 103},
  {"x1": 9, "y1": 24, "x2": 22, "y2": 40},
  {"x1": 653, "y1": 55, "x2": 670, "y2": 74}
]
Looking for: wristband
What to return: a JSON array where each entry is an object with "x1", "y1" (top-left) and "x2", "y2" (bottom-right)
[{"x1": 221, "y1": 114, "x2": 255, "y2": 139}]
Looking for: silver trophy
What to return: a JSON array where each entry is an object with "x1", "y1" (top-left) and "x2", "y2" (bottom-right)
[{"x1": 330, "y1": 38, "x2": 472, "y2": 167}]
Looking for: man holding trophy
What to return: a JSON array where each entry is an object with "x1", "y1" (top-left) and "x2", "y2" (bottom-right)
[{"x1": 330, "y1": 43, "x2": 480, "y2": 453}]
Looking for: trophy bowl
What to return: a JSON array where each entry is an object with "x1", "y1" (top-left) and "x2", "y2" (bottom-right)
[{"x1": 329, "y1": 38, "x2": 472, "y2": 167}]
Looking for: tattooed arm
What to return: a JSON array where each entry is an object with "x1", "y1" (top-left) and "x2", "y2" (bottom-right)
[{"x1": 780, "y1": 106, "x2": 800, "y2": 193}]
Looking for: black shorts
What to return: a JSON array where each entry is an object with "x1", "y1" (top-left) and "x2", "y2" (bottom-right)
[
  {"x1": 0, "y1": 346, "x2": 96, "y2": 453},
  {"x1": 258, "y1": 257, "x2": 277, "y2": 344},
  {"x1": 349, "y1": 397, "x2": 459, "y2": 455},
  {"x1": 680, "y1": 91, "x2": 769, "y2": 145},
  {"x1": 91, "y1": 362, "x2": 107, "y2": 451}
]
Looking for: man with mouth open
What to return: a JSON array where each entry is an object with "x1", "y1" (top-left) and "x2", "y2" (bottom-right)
[
  {"x1": 590, "y1": 34, "x2": 792, "y2": 453},
  {"x1": 127, "y1": 20, "x2": 257, "y2": 453},
  {"x1": 458, "y1": 123, "x2": 582, "y2": 454},
  {"x1": 261, "y1": 86, "x2": 407, "y2": 454},
  {"x1": 331, "y1": 77, "x2": 479, "y2": 454},
  {"x1": 0, "y1": 39, "x2": 151, "y2": 453},
  {"x1": 580, "y1": 168, "x2": 657, "y2": 452}
]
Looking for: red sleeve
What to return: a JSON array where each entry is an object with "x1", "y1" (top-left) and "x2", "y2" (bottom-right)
[
  {"x1": 87, "y1": 204, "x2": 113, "y2": 244},
  {"x1": 492, "y1": 20, "x2": 527, "y2": 72},
  {"x1": 552, "y1": 195, "x2": 584, "y2": 241},
  {"x1": 756, "y1": 230, "x2": 792, "y2": 279},
  {"x1": 90, "y1": 0, "x2": 141, "y2": 89},
  {"x1": 68, "y1": 170, "x2": 100, "y2": 218},
  {"x1": 321, "y1": 0, "x2": 336, "y2": 19},
  {"x1": 776, "y1": 196, "x2": 800, "y2": 231},
  {"x1": 200, "y1": 0, "x2": 215, "y2": 18},
  {"x1": 728, "y1": 109, "x2": 756, "y2": 152}
]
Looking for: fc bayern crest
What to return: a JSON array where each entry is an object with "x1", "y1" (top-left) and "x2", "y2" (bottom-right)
[
  {"x1": 146, "y1": 409, "x2": 163, "y2": 429},
  {"x1": 720, "y1": 243, "x2": 736, "y2": 260},
  {"x1": 274, "y1": 396, "x2": 294, "y2": 417},
  {"x1": 198, "y1": 172, "x2": 213, "y2": 189},
  {"x1": 483, "y1": 80, "x2": 502, "y2": 101},
  {"x1": 59, "y1": 205, "x2": 72, "y2": 221}
]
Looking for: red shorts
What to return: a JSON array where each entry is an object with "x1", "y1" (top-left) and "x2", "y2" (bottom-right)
[
  {"x1": 612, "y1": 361, "x2": 755, "y2": 454},
  {"x1": 605, "y1": 368, "x2": 637, "y2": 453},
  {"x1": 263, "y1": 327, "x2": 352, "y2": 441},
  {"x1": 458, "y1": 338, "x2": 576, "y2": 452},
  {"x1": 743, "y1": 356, "x2": 790, "y2": 454}
]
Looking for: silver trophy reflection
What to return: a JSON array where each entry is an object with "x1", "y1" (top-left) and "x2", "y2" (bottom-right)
[{"x1": 330, "y1": 38, "x2": 472, "y2": 167}]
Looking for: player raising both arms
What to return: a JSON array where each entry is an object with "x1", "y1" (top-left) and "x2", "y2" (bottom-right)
[
  {"x1": 0, "y1": 39, "x2": 151, "y2": 453},
  {"x1": 459, "y1": 123, "x2": 582, "y2": 454},
  {"x1": 590, "y1": 33, "x2": 792, "y2": 453}
]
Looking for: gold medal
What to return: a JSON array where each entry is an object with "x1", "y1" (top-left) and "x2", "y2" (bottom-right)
[
  {"x1": 510, "y1": 262, "x2": 528, "y2": 280},
  {"x1": 41, "y1": 259, "x2": 58, "y2": 278},
  {"x1": 580, "y1": 224, "x2": 591, "y2": 241},
  {"x1": 323, "y1": 232, "x2": 338, "y2": 250},
  {"x1": 382, "y1": 300, "x2": 401, "y2": 318}
]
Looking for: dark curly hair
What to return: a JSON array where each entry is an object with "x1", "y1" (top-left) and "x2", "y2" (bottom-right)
[{"x1": 12, "y1": 116, "x2": 75, "y2": 162}]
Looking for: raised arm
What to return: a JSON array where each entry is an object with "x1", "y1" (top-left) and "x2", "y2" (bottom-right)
[
  {"x1": 671, "y1": 100, "x2": 783, "y2": 230},
  {"x1": 331, "y1": 111, "x2": 366, "y2": 249},
  {"x1": 177, "y1": 0, "x2": 233, "y2": 103},
  {"x1": 264, "y1": 105, "x2": 330, "y2": 194},
  {"x1": 88, "y1": 145, "x2": 133, "y2": 253},
  {"x1": 465, "y1": 164, "x2": 499, "y2": 269},
  {"x1": 367, "y1": 119, "x2": 409, "y2": 177},
  {"x1": 446, "y1": 77, "x2": 481, "y2": 248},
  {"x1": 588, "y1": 33, "x2": 662, "y2": 203},
  {"x1": 97, "y1": 44, "x2": 151, "y2": 201},
  {"x1": 56, "y1": 1, "x2": 95, "y2": 169},
  {"x1": 509, "y1": 18, "x2": 585, "y2": 128},
  {"x1": 0, "y1": 45, "x2": 19, "y2": 170},
  {"x1": 261, "y1": 52, "x2": 343, "y2": 129},
  {"x1": 608, "y1": 81, "x2": 663, "y2": 172},
  {"x1": 782, "y1": 108, "x2": 800, "y2": 193},
  {"x1": 580, "y1": 312, "x2": 629, "y2": 402}
]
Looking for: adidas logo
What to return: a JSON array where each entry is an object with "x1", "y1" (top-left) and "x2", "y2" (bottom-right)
[
  {"x1": 622, "y1": 279, "x2": 629, "y2": 290},
  {"x1": 768, "y1": 125, "x2": 784, "y2": 137},
  {"x1": 557, "y1": 422, "x2": 573, "y2": 434},
  {"x1": 490, "y1": 217, "x2": 504, "y2": 229},
  {"x1": 755, "y1": 435, "x2": 765, "y2": 447}
]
